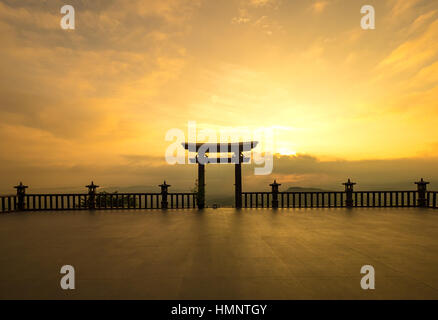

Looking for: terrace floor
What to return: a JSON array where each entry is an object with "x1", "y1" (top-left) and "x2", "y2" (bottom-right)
[{"x1": 0, "y1": 208, "x2": 438, "y2": 299}]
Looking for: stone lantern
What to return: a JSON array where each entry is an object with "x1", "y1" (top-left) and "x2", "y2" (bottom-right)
[
  {"x1": 270, "y1": 180, "x2": 281, "y2": 209},
  {"x1": 342, "y1": 178, "x2": 356, "y2": 208},
  {"x1": 415, "y1": 178, "x2": 429, "y2": 207},
  {"x1": 86, "y1": 181, "x2": 99, "y2": 209},
  {"x1": 159, "y1": 181, "x2": 171, "y2": 209},
  {"x1": 14, "y1": 182, "x2": 28, "y2": 211}
]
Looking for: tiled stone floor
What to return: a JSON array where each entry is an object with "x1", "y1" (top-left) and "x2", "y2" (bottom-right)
[{"x1": 0, "y1": 208, "x2": 437, "y2": 299}]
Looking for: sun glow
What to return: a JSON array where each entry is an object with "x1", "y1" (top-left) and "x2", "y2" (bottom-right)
[{"x1": 276, "y1": 148, "x2": 297, "y2": 156}]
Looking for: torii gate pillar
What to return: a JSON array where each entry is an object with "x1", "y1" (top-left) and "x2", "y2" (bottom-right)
[
  {"x1": 198, "y1": 162, "x2": 205, "y2": 209},
  {"x1": 235, "y1": 155, "x2": 242, "y2": 209}
]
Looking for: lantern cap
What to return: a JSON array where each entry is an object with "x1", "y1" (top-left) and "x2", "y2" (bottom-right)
[
  {"x1": 159, "y1": 180, "x2": 171, "y2": 188},
  {"x1": 270, "y1": 179, "x2": 281, "y2": 187},
  {"x1": 14, "y1": 182, "x2": 28, "y2": 189},
  {"x1": 86, "y1": 181, "x2": 99, "y2": 188},
  {"x1": 415, "y1": 178, "x2": 429, "y2": 185},
  {"x1": 342, "y1": 178, "x2": 356, "y2": 186}
]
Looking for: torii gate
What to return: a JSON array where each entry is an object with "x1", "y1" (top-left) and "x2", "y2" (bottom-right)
[{"x1": 182, "y1": 141, "x2": 258, "y2": 209}]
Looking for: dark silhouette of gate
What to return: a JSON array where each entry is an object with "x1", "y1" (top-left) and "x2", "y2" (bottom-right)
[{"x1": 182, "y1": 141, "x2": 258, "y2": 209}]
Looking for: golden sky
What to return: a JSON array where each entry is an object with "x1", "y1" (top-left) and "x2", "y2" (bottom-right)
[{"x1": 1, "y1": 0, "x2": 438, "y2": 192}]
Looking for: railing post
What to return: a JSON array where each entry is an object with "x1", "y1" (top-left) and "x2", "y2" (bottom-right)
[
  {"x1": 86, "y1": 181, "x2": 99, "y2": 210},
  {"x1": 14, "y1": 182, "x2": 28, "y2": 211},
  {"x1": 415, "y1": 178, "x2": 429, "y2": 208},
  {"x1": 270, "y1": 180, "x2": 281, "y2": 209},
  {"x1": 159, "y1": 181, "x2": 170, "y2": 209},
  {"x1": 342, "y1": 178, "x2": 356, "y2": 208}
]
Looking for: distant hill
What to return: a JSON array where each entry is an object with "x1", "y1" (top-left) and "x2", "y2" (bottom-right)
[{"x1": 205, "y1": 187, "x2": 337, "y2": 207}]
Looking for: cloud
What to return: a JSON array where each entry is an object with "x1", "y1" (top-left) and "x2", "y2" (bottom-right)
[
  {"x1": 389, "y1": 0, "x2": 424, "y2": 19},
  {"x1": 1, "y1": 0, "x2": 438, "y2": 194},
  {"x1": 2, "y1": 152, "x2": 438, "y2": 195},
  {"x1": 249, "y1": 0, "x2": 279, "y2": 8},
  {"x1": 378, "y1": 18, "x2": 438, "y2": 74},
  {"x1": 407, "y1": 10, "x2": 438, "y2": 35},
  {"x1": 231, "y1": 0, "x2": 282, "y2": 34},
  {"x1": 311, "y1": 1, "x2": 329, "y2": 13}
]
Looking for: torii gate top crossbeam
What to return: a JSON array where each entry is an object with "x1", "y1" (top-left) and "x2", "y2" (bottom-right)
[{"x1": 182, "y1": 141, "x2": 258, "y2": 153}]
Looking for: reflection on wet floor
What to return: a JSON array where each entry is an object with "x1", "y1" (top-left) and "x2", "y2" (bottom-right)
[{"x1": 0, "y1": 207, "x2": 438, "y2": 299}]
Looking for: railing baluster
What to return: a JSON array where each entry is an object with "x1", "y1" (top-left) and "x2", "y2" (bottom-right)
[{"x1": 4, "y1": 189, "x2": 433, "y2": 212}]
